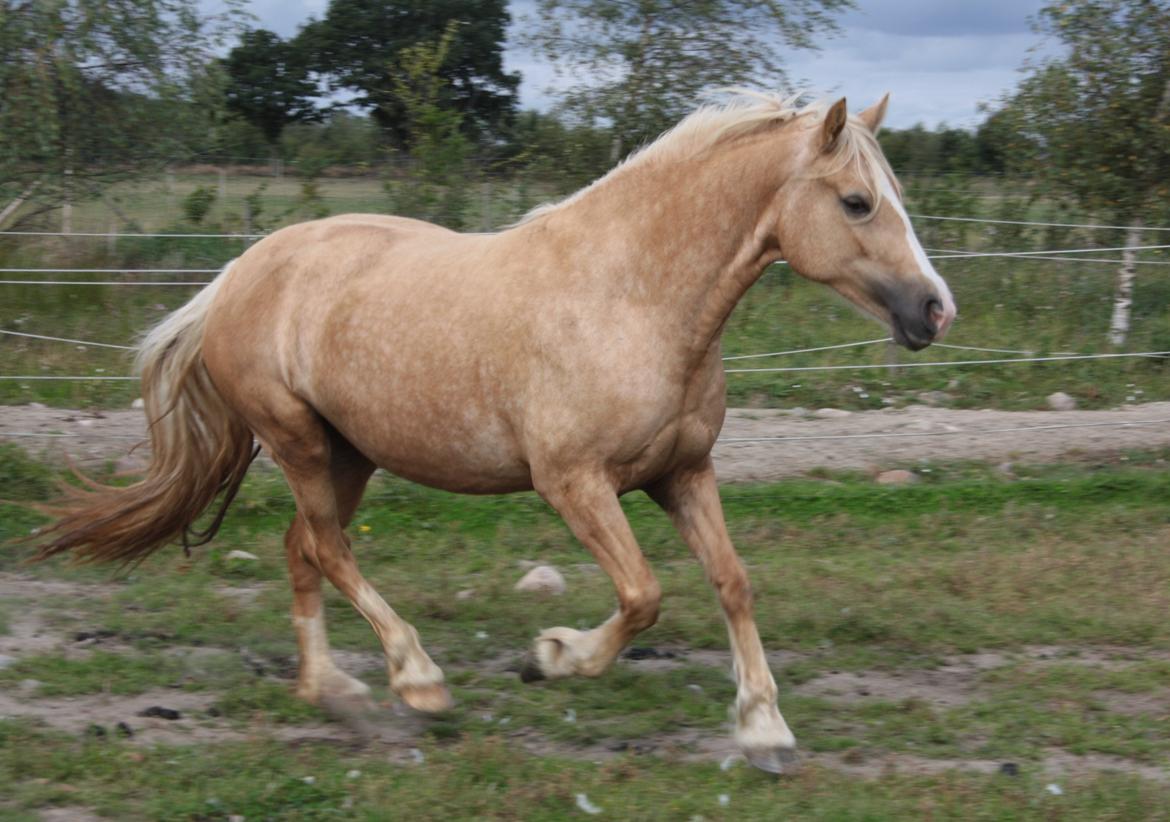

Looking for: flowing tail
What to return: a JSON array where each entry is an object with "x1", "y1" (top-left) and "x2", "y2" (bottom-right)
[{"x1": 33, "y1": 261, "x2": 257, "y2": 566}]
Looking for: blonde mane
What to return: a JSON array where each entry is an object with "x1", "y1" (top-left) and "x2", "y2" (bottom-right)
[{"x1": 517, "y1": 90, "x2": 897, "y2": 226}]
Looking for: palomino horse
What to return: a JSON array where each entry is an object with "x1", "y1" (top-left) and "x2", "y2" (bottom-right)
[{"x1": 36, "y1": 93, "x2": 955, "y2": 772}]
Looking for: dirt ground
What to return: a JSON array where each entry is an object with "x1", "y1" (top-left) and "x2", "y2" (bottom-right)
[
  {"x1": 4, "y1": 402, "x2": 1170, "y2": 481},
  {"x1": 1, "y1": 572, "x2": 1166, "y2": 784}
]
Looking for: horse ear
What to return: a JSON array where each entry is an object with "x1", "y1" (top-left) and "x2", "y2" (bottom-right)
[
  {"x1": 821, "y1": 98, "x2": 848, "y2": 152},
  {"x1": 857, "y1": 94, "x2": 890, "y2": 135}
]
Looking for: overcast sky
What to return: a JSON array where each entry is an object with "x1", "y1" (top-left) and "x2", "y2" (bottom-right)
[{"x1": 226, "y1": 0, "x2": 1051, "y2": 130}]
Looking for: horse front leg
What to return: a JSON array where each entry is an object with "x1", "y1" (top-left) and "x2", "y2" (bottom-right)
[
  {"x1": 648, "y1": 457, "x2": 798, "y2": 773},
  {"x1": 522, "y1": 470, "x2": 661, "y2": 680}
]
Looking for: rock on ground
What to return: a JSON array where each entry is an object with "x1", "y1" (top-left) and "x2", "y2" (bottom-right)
[{"x1": 515, "y1": 565, "x2": 566, "y2": 595}]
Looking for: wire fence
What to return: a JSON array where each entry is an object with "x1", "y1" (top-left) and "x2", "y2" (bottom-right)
[
  {"x1": 2, "y1": 212, "x2": 1167, "y2": 240},
  {"x1": 3, "y1": 209, "x2": 1170, "y2": 452}
]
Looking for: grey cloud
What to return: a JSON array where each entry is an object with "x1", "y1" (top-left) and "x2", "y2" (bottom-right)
[{"x1": 838, "y1": 0, "x2": 1046, "y2": 37}]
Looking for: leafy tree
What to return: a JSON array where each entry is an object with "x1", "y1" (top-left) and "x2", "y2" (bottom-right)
[
  {"x1": 991, "y1": 0, "x2": 1170, "y2": 344},
  {"x1": 297, "y1": 0, "x2": 519, "y2": 147},
  {"x1": 384, "y1": 22, "x2": 473, "y2": 228},
  {"x1": 0, "y1": 0, "x2": 244, "y2": 227},
  {"x1": 224, "y1": 29, "x2": 320, "y2": 148},
  {"x1": 502, "y1": 109, "x2": 613, "y2": 191},
  {"x1": 522, "y1": 0, "x2": 853, "y2": 160}
]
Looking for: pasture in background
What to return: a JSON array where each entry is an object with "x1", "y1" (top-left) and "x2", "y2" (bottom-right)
[{"x1": 3, "y1": 168, "x2": 1168, "y2": 412}]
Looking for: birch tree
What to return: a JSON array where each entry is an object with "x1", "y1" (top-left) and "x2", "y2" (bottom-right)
[
  {"x1": 0, "y1": 0, "x2": 244, "y2": 229},
  {"x1": 994, "y1": 0, "x2": 1170, "y2": 345}
]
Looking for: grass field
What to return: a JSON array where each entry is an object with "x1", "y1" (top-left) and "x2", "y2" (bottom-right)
[{"x1": 2, "y1": 443, "x2": 1169, "y2": 818}]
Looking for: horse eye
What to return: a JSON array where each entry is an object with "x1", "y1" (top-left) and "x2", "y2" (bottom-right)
[{"x1": 841, "y1": 195, "x2": 872, "y2": 218}]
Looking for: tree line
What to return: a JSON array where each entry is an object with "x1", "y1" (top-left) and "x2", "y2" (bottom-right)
[{"x1": 1, "y1": 0, "x2": 1167, "y2": 236}]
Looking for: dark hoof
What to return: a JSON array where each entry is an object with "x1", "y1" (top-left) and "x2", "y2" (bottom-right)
[
  {"x1": 745, "y1": 745, "x2": 800, "y2": 775},
  {"x1": 519, "y1": 654, "x2": 546, "y2": 683}
]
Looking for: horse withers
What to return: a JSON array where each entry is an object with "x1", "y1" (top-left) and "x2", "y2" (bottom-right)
[{"x1": 35, "y1": 92, "x2": 955, "y2": 772}]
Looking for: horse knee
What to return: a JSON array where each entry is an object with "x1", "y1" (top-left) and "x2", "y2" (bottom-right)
[
  {"x1": 715, "y1": 570, "x2": 753, "y2": 617},
  {"x1": 622, "y1": 580, "x2": 662, "y2": 630}
]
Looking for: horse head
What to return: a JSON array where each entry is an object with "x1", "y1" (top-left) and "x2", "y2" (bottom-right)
[{"x1": 774, "y1": 96, "x2": 957, "y2": 350}]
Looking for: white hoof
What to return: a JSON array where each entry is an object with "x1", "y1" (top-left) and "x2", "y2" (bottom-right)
[{"x1": 735, "y1": 701, "x2": 798, "y2": 774}]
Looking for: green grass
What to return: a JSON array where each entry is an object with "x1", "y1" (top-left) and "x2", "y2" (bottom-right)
[
  {"x1": 4, "y1": 447, "x2": 1170, "y2": 817},
  {"x1": 0, "y1": 720, "x2": 1167, "y2": 821},
  {"x1": 0, "y1": 651, "x2": 197, "y2": 697}
]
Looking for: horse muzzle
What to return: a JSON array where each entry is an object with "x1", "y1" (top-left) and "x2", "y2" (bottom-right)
[{"x1": 889, "y1": 292, "x2": 955, "y2": 351}]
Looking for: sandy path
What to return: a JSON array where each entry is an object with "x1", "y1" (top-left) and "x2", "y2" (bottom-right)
[{"x1": 3, "y1": 402, "x2": 1169, "y2": 482}]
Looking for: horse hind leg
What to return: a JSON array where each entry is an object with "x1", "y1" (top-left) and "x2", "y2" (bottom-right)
[
  {"x1": 256, "y1": 399, "x2": 450, "y2": 714},
  {"x1": 285, "y1": 436, "x2": 377, "y2": 712}
]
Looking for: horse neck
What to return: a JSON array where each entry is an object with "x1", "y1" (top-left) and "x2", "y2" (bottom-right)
[{"x1": 521, "y1": 131, "x2": 798, "y2": 360}]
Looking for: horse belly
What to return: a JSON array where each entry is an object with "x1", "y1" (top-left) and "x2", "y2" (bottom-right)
[{"x1": 322, "y1": 397, "x2": 533, "y2": 495}]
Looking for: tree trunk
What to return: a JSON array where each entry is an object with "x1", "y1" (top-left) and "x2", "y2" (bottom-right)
[
  {"x1": 1108, "y1": 222, "x2": 1142, "y2": 346},
  {"x1": 0, "y1": 179, "x2": 41, "y2": 228},
  {"x1": 61, "y1": 160, "x2": 73, "y2": 234}
]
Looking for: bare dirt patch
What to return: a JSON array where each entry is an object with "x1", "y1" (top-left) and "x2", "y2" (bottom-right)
[
  {"x1": 794, "y1": 668, "x2": 977, "y2": 710},
  {"x1": 5, "y1": 402, "x2": 1170, "y2": 481}
]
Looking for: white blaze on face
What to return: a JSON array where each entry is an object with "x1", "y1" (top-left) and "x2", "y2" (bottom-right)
[{"x1": 879, "y1": 175, "x2": 957, "y2": 338}]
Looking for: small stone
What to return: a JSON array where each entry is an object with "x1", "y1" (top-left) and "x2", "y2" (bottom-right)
[
  {"x1": 19, "y1": 678, "x2": 41, "y2": 693},
  {"x1": 686, "y1": 684, "x2": 704, "y2": 694},
  {"x1": 226, "y1": 550, "x2": 259, "y2": 561},
  {"x1": 916, "y1": 390, "x2": 950, "y2": 406},
  {"x1": 876, "y1": 469, "x2": 918, "y2": 486},
  {"x1": 27, "y1": 402, "x2": 46, "y2": 410},
  {"x1": 131, "y1": 398, "x2": 145, "y2": 410},
  {"x1": 718, "y1": 794, "x2": 730, "y2": 807},
  {"x1": 1045, "y1": 783, "x2": 1063, "y2": 796},
  {"x1": 1047, "y1": 392, "x2": 1077, "y2": 411},
  {"x1": 564, "y1": 708, "x2": 576, "y2": 723},
  {"x1": 0, "y1": 654, "x2": 16, "y2": 670},
  {"x1": 575, "y1": 794, "x2": 603, "y2": 815},
  {"x1": 455, "y1": 589, "x2": 475, "y2": 600},
  {"x1": 514, "y1": 565, "x2": 566, "y2": 595},
  {"x1": 813, "y1": 408, "x2": 852, "y2": 419},
  {"x1": 115, "y1": 722, "x2": 134, "y2": 738},
  {"x1": 409, "y1": 748, "x2": 425, "y2": 765}
]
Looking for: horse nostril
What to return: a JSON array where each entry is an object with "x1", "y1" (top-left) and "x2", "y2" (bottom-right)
[{"x1": 923, "y1": 298, "x2": 942, "y2": 335}]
